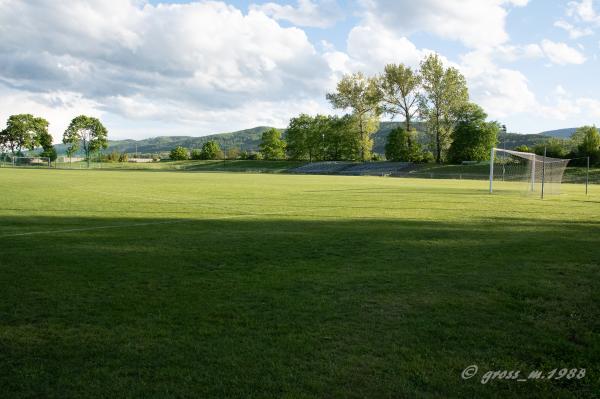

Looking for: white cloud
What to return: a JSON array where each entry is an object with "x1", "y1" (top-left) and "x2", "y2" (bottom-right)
[
  {"x1": 460, "y1": 50, "x2": 537, "y2": 118},
  {"x1": 358, "y1": 0, "x2": 529, "y2": 49},
  {"x1": 540, "y1": 39, "x2": 587, "y2": 64},
  {"x1": 345, "y1": 25, "x2": 433, "y2": 73},
  {"x1": 250, "y1": 0, "x2": 342, "y2": 28},
  {"x1": 0, "y1": 87, "x2": 104, "y2": 140},
  {"x1": 554, "y1": 20, "x2": 594, "y2": 38},
  {"x1": 567, "y1": 0, "x2": 600, "y2": 24},
  {"x1": 0, "y1": 0, "x2": 337, "y2": 140}
]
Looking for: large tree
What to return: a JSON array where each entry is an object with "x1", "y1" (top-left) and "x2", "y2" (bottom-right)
[
  {"x1": 385, "y1": 127, "x2": 422, "y2": 162},
  {"x1": 447, "y1": 103, "x2": 499, "y2": 164},
  {"x1": 259, "y1": 128, "x2": 286, "y2": 160},
  {"x1": 0, "y1": 114, "x2": 49, "y2": 155},
  {"x1": 327, "y1": 72, "x2": 381, "y2": 161},
  {"x1": 201, "y1": 140, "x2": 222, "y2": 160},
  {"x1": 379, "y1": 64, "x2": 421, "y2": 132},
  {"x1": 286, "y1": 114, "x2": 313, "y2": 161},
  {"x1": 419, "y1": 54, "x2": 469, "y2": 163},
  {"x1": 63, "y1": 115, "x2": 108, "y2": 167},
  {"x1": 572, "y1": 126, "x2": 600, "y2": 160}
]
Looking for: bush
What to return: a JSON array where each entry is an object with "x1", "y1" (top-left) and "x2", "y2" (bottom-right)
[
  {"x1": 169, "y1": 146, "x2": 189, "y2": 161},
  {"x1": 385, "y1": 127, "x2": 422, "y2": 162},
  {"x1": 534, "y1": 138, "x2": 570, "y2": 158},
  {"x1": 190, "y1": 149, "x2": 202, "y2": 160},
  {"x1": 39, "y1": 147, "x2": 57, "y2": 162},
  {"x1": 200, "y1": 141, "x2": 221, "y2": 160},
  {"x1": 118, "y1": 153, "x2": 129, "y2": 162},
  {"x1": 514, "y1": 145, "x2": 531, "y2": 153}
]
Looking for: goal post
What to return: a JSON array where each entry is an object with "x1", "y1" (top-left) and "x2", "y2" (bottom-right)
[
  {"x1": 489, "y1": 148, "x2": 570, "y2": 195},
  {"x1": 8, "y1": 156, "x2": 52, "y2": 168}
]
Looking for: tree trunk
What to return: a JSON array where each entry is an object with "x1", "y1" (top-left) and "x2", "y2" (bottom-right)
[{"x1": 436, "y1": 130, "x2": 442, "y2": 164}]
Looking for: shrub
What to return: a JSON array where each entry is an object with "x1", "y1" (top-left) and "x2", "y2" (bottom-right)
[
  {"x1": 169, "y1": 146, "x2": 189, "y2": 160},
  {"x1": 190, "y1": 149, "x2": 202, "y2": 160}
]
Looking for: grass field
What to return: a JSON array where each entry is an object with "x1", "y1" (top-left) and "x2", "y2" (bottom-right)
[{"x1": 0, "y1": 169, "x2": 598, "y2": 398}]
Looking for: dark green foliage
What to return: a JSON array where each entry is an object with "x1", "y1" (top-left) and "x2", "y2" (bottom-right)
[
  {"x1": 259, "y1": 128, "x2": 286, "y2": 160},
  {"x1": 534, "y1": 138, "x2": 570, "y2": 158},
  {"x1": 190, "y1": 149, "x2": 202, "y2": 160},
  {"x1": 39, "y1": 146, "x2": 57, "y2": 162},
  {"x1": 200, "y1": 140, "x2": 221, "y2": 160},
  {"x1": 384, "y1": 127, "x2": 422, "y2": 162},
  {"x1": 62, "y1": 115, "x2": 108, "y2": 167},
  {"x1": 286, "y1": 114, "x2": 361, "y2": 161},
  {"x1": 572, "y1": 126, "x2": 600, "y2": 165},
  {"x1": 169, "y1": 146, "x2": 189, "y2": 160},
  {"x1": 447, "y1": 103, "x2": 499, "y2": 164},
  {"x1": 0, "y1": 114, "x2": 50, "y2": 155}
]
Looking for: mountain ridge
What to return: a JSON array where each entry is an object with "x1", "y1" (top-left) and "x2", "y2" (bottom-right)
[{"x1": 52, "y1": 123, "x2": 576, "y2": 156}]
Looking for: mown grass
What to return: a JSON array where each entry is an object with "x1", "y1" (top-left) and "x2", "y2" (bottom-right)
[{"x1": 0, "y1": 169, "x2": 598, "y2": 398}]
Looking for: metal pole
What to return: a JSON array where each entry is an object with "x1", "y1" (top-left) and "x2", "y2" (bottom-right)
[
  {"x1": 541, "y1": 147, "x2": 546, "y2": 200},
  {"x1": 489, "y1": 147, "x2": 495, "y2": 193},
  {"x1": 586, "y1": 156, "x2": 590, "y2": 195},
  {"x1": 531, "y1": 153, "x2": 536, "y2": 191}
]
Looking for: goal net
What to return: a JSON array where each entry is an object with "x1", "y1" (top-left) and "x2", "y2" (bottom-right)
[
  {"x1": 490, "y1": 148, "x2": 570, "y2": 195},
  {"x1": 3, "y1": 156, "x2": 52, "y2": 168}
]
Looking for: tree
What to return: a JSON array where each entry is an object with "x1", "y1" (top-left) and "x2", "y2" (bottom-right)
[
  {"x1": 259, "y1": 128, "x2": 286, "y2": 160},
  {"x1": 226, "y1": 147, "x2": 241, "y2": 160},
  {"x1": 379, "y1": 64, "x2": 421, "y2": 132},
  {"x1": 323, "y1": 115, "x2": 358, "y2": 161},
  {"x1": 327, "y1": 72, "x2": 381, "y2": 161},
  {"x1": 190, "y1": 149, "x2": 202, "y2": 160},
  {"x1": 63, "y1": 115, "x2": 108, "y2": 167},
  {"x1": 419, "y1": 54, "x2": 469, "y2": 163},
  {"x1": 286, "y1": 114, "x2": 313, "y2": 161},
  {"x1": 201, "y1": 140, "x2": 221, "y2": 160},
  {"x1": 170, "y1": 146, "x2": 189, "y2": 160},
  {"x1": 514, "y1": 145, "x2": 531, "y2": 153},
  {"x1": 384, "y1": 127, "x2": 422, "y2": 162},
  {"x1": 447, "y1": 103, "x2": 499, "y2": 164},
  {"x1": 573, "y1": 126, "x2": 600, "y2": 158},
  {"x1": 0, "y1": 114, "x2": 49, "y2": 155},
  {"x1": 534, "y1": 138, "x2": 570, "y2": 158},
  {"x1": 37, "y1": 129, "x2": 57, "y2": 161}
]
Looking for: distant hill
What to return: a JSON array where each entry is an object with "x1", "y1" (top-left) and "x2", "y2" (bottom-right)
[
  {"x1": 52, "y1": 122, "x2": 563, "y2": 156},
  {"x1": 538, "y1": 128, "x2": 577, "y2": 139}
]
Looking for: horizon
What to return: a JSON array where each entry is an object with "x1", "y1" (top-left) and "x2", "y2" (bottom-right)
[{"x1": 1, "y1": 0, "x2": 600, "y2": 142}]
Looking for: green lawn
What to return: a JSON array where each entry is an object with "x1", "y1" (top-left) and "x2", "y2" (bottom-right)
[{"x1": 0, "y1": 169, "x2": 598, "y2": 398}]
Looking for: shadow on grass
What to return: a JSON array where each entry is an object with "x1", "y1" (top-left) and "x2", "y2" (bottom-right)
[{"x1": 0, "y1": 216, "x2": 598, "y2": 398}]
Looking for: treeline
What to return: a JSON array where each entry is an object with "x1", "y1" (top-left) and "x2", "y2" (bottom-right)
[
  {"x1": 514, "y1": 125, "x2": 600, "y2": 166},
  {"x1": 0, "y1": 114, "x2": 108, "y2": 166},
  {"x1": 260, "y1": 54, "x2": 500, "y2": 164}
]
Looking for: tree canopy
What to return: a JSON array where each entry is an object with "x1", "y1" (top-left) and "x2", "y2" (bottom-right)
[
  {"x1": 0, "y1": 114, "x2": 49, "y2": 155},
  {"x1": 63, "y1": 115, "x2": 108, "y2": 165},
  {"x1": 259, "y1": 128, "x2": 286, "y2": 160},
  {"x1": 327, "y1": 72, "x2": 381, "y2": 161},
  {"x1": 379, "y1": 64, "x2": 421, "y2": 132},
  {"x1": 447, "y1": 103, "x2": 499, "y2": 164},
  {"x1": 201, "y1": 140, "x2": 222, "y2": 160},
  {"x1": 384, "y1": 127, "x2": 422, "y2": 162},
  {"x1": 419, "y1": 54, "x2": 469, "y2": 163}
]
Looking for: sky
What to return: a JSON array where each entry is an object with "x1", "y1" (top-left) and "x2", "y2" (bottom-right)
[{"x1": 1, "y1": 0, "x2": 600, "y2": 142}]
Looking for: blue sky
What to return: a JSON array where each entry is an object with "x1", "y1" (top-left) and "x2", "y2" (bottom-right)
[{"x1": 1, "y1": 0, "x2": 599, "y2": 141}]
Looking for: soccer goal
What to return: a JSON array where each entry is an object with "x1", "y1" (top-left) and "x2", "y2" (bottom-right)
[
  {"x1": 7, "y1": 156, "x2": 52, "y2": 168},
  {"x1": 489, "y1": 148, "x2": 570, "y2": 196}
]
